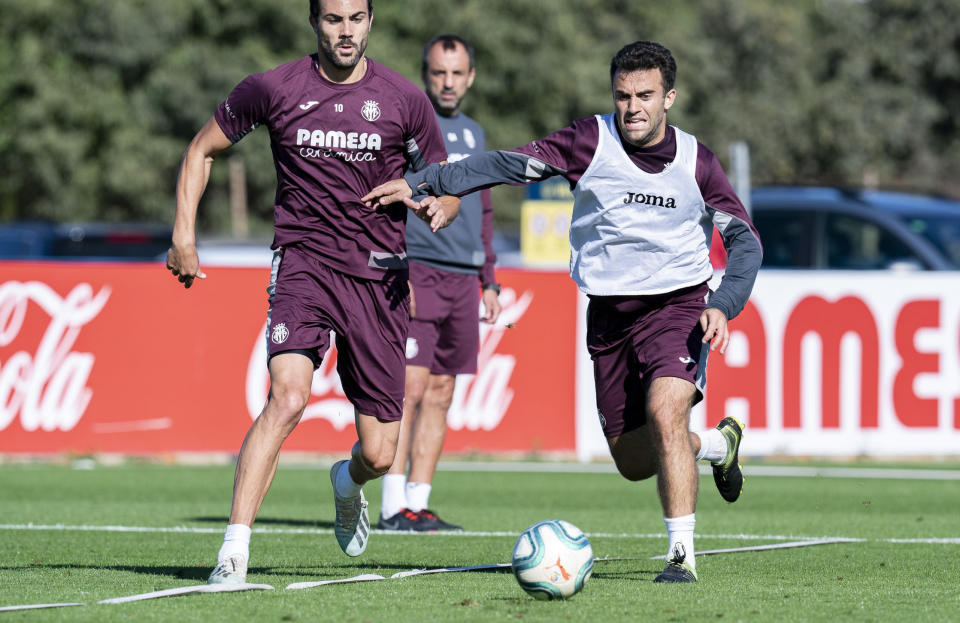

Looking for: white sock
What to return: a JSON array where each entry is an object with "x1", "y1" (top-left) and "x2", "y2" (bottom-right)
[
  {"x1": 405, "y1": 482, "x2": 432, "y2": 512},
  {"x1": 694, "y1": 428, "x2": 727, "y2": 462},
  {"x1": 664, "y1": 513, "x2": 696, "y2": 569},
  {"x1": 217, "y1": 523, "x2": 251, "y2": 563},
  {"x1": 334, "y1": 460, "x2": 363, "y2": 498},
  {"x1": 380, "y1": 474, "x2": 408, "y2": 518}
]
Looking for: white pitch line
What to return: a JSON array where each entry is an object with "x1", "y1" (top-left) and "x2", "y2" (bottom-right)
[
  {"x1": 0, "y1": 602, "x2": 85, "y2": 612},
  {"x1": 650, "y1": 538, "x2": 860, "y2": 559},
  {"x1": 324, "y1": 541, "x2": 861, "y2": 581},
  {"x1": 286, "y1": 573, "x2": 385, "y2": 590},
  {"x1": 433, "y1": 461, "x2": 960, "y2": 480},
  {"x1": 0, "y1": 523, "x2": 956, "y2": 545},
  {"x1": 0, "y1": 523, "x2": 843, "y2": 541},
  {"x1": 98, "y1": 583, "x2": 273, "y2": 604},
  {"x1": 391, "y1": 563, "x2": 511, "y2": 578}
]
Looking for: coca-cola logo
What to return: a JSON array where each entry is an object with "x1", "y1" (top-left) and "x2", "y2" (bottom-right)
[
  {"x1": 245, "y1": 287, "x2": 533, "y2": 430},
  {"x1": 0, "y1": 281, "x2": 111, "y2": 432}
]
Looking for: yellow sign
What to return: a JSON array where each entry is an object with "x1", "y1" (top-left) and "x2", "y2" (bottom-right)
[{"x1": 521, "y1": 200, "x2": 572, "y2": 266}]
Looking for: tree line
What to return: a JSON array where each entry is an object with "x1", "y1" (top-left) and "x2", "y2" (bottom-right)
[{"x1": 1, "y1": 0, "x2": 958, "y2": 236}]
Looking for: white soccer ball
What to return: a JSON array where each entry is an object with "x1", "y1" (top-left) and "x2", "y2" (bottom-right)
[{"x1": 511, "y1": 519, "x2": 594, "y2": 600}]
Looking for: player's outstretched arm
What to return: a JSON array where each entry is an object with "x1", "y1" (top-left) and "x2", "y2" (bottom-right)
[{"x1": 167, "y1": 117, "x2": 233, "y2": 289}]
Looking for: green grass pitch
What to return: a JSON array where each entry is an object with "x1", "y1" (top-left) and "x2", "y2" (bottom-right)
[{"x1": 1, "y1": 461, "x2": 958, "y2": 621}]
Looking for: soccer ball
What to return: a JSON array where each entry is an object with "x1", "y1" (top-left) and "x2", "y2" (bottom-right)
[{"x1": 511, "y1": 519, "x2": 593, "y2": 600}]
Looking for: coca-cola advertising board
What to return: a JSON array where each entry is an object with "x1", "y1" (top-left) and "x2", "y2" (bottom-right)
[{"x1": 0, "y1": 262, "x2": 575, "y2": 454}]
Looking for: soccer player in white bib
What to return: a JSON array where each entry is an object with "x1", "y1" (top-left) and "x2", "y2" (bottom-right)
[{"x1": 364, "y1": 40, "x2": 763, "y2": 583}]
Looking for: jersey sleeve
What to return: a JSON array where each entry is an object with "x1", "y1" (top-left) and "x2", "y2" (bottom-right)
[
  {"x1": 696, "y1": 144, "x2": 763, "y2": 321},
  {"x1": 214, "y1": 73, "x2": 270, "y2": 143},
  {"x1": 403, "y1": 90, "x2": 448, "y2": 172},
  {"x1": 479, "y1": 188, "x2": 497, "y2": 285},
  {"x1": 405, "y1": 120, "x2": 598, "y2": 197}
]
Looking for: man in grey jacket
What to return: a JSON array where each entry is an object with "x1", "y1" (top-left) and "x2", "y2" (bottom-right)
[{"x1": 378, "y1": 35, "x2": 500, "y2": 532}]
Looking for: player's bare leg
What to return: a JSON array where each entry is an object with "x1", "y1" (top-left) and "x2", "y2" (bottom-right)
[
  {"x1": 647, "y1": 376, "x2": 699, "y2": 582},
  {"x1": 350, "y1": 413, "x2": 401, "y2": 484},
  {"x1": 646, "y1": 376, "x2": 698, "y2": 517},
  {"x1": 210, "y1": 352, "x2": 314, "y2": 584},
  {"x1": 408, "y1": 373, "x2": 454, "y2": 484},
  {"x1": 379, "y1": 365, "x2": 430, "y2": 530},
  {"x1": 407, "y1": 373, "x2": 460, "y2": 530},
  {"x1": 330, "y1": 412, "x2": 400, "y2": 555},
  {"x1": 606, "y1": 376, "x2": 700, "y2": 582},
  {"x1": 229, "y1": 353, "x2": 314, "y2": 524}
]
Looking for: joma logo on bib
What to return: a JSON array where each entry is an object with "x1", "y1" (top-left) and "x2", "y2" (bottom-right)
[{"x1": 623, "y1": 192, "x2": 677, "y2": 208}]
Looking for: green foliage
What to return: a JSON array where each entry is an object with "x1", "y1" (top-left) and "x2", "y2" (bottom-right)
[{"x1": 1, "y1": 0, "x2": 958, "y2": 233}]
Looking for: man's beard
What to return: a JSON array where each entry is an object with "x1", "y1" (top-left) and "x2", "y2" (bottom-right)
[
  {"x1": 320, "y1": 37, "x2": 367, "y2": 69},
  {"x1": 431, "y1": 90, "x2": 461, "y2": 114}
]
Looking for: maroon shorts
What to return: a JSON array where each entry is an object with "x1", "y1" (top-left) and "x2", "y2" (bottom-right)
[
  {"x1": 265, "y1": 246, "x2": 410, "y2": 421},
  {"x1": 405, "y1": 260, "x2": 480, "y2": 375},
  {"x1": 587, "y1": 283, "x2": 710, "y2": 438}
]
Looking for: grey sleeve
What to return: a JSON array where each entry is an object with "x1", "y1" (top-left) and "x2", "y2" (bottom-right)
[
  {"x1": 705, "y1": 206, "x2": 763, "y2": 321},
  {"x1": 405, "y1": 150, "x2": 567, "y2": 198}
]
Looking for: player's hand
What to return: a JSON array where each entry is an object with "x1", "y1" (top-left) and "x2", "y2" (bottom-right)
[
  {"x1": 481, "y1": 287, "x2": 502, "y2": 324},
  {"x1": 362, "y1": 179, "x2": 413, "y2": 207},
  {"x1": 165, "y1": 242, "x2": 206, "y2": 289},
  {"x1": 406, "y1": 196, "x2": 450, "y2": 232},
  {"x1": 700, "y1": 307, "x2": 729, "y2": 354}
]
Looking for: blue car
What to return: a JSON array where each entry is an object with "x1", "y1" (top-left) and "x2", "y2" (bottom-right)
[
  {"x1": 751, "y1": 186, "x2": 960, "y2": 270},
  {"x1": 0, "y1": 222, "x2": 172, "y2": 261}
]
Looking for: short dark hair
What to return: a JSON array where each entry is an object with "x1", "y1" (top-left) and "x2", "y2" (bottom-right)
[
  {"x1": 421, "y1": 34, "x2": 475, "y2": 76},
  {"x1": 309, "y1": 0, "x2": 373, "y2": 19},
  {"x1": 610, "y1": 41, "x2": 676, "y2": 92}
]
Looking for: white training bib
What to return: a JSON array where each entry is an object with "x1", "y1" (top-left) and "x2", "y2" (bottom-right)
[{"x1": 569, "y1": 116, "x2": 713, "y2": 295}]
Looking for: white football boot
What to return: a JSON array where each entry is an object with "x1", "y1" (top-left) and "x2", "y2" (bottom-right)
[
  {"x1": 208, "y1": 554, "x2": 248, "y2": 585},
  {"x1": 329, "y1": 460, "x2": 370, "y2": 556}
]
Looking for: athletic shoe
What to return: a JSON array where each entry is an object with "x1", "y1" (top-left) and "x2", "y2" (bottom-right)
[
  {"x1": 377, "y1": 508, "x2": 423, "y2": 531},
  {"x1": 329, "y1": 460, "x2": 370, "y2": 556},
  {"x1": 208, "y1": 554, "x2": 247, "y2": 585},
  {"x1": 711, "y1": 416, "x2": 745, "y2": 503},
  {"x1": 654, "y1": 544, "x2": 697, "y2": 583},
  {"x1": 415, "y1": 509, "x2": 462, "y2": 532}
]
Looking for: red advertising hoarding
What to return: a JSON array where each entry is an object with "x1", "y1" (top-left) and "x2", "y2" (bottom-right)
[{"x1": 0, "y1": 262, "x2": 577, "y2": 454}]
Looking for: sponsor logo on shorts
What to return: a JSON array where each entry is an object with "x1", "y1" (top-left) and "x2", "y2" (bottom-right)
[
  {"x1": 405, "y1": 337, "x2": 419, "y2": 359},
  {"x1": 361, "y1": 100, "x2": 381, "y2": 122},
  {"x1": 679, "y1": 356, "x2": 695, "y2": 364},
  {"x1": 271, "y1": 322, "x2": 289, "y2": 345},
  {"x1": 299, "y1": 101, "x2": 319, "y2": 110},
  {"x1": 597, "y1": 410, "x2": 607, "y2": 431}
]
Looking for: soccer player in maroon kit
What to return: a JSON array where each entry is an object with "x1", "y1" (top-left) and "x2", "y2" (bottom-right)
[
  {"x1": 165, "y1": 0, "x2": 458, "y2": 584},
  {"x1": 365, "y1": 41, "x2": 763, "y2": 583}
]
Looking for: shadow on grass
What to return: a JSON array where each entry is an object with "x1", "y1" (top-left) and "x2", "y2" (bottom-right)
[
  {"x1": 0, "y1": 561, "x2": 517, "y2": 583},
  {"x1": 590, "y1": 569, "x2": 658, "y2": 580},
  {"x1": 188, "y1": 516, "x2": 335, "y2": 529}
]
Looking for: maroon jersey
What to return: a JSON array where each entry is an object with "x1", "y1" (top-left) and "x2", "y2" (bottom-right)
[{"x1": 215, "y1": 55, "x2": 447, "y2": 280}]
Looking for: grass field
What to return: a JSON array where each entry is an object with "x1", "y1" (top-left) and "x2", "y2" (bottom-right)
[{"x1": 1, "y1": 459, "x2": 958, "y2": 622}]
